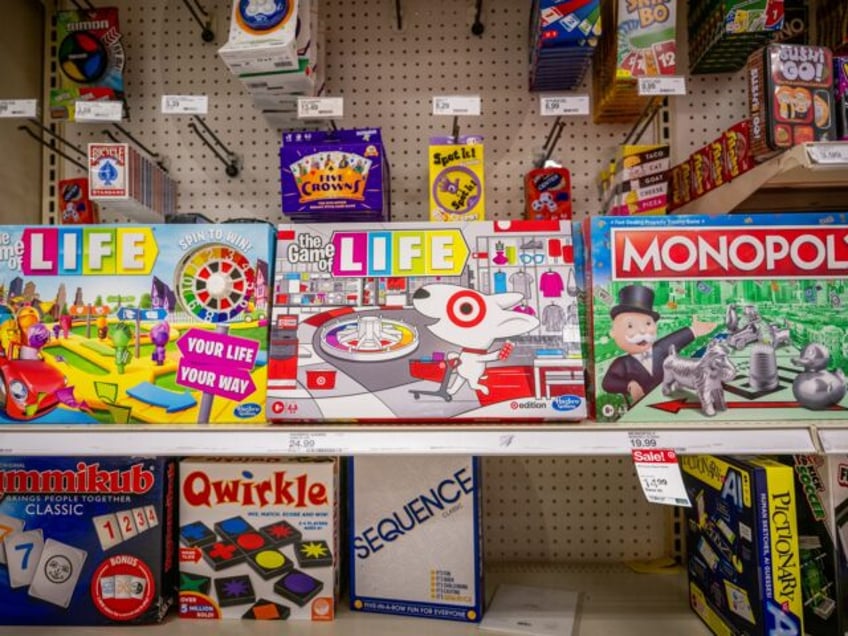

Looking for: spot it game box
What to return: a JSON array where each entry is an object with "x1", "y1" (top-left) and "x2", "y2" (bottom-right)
[{"x1": 267, "y1": 221, "x2": 586, "y2": 421}]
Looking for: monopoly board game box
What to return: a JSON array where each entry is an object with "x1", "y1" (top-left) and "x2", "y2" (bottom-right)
[
  {"x1": 267, "y1": 220, "x2": 586, "y2": 421},
  {"x1": 0, "y1": 456, "x2": 177, "y2": 625},
  {"x1": 682, "y1": 455, "x2": 804, "y2": 636},
  {"x1": 178, "y1": 457, "x2": 339, "y2": 620},
  {"x1": 349, "y1": 456, "x2": 483, "y2": 623},
  {"x1": 0, "y1": 224, "x2": 272, "y2": 424},
  {"x1": 584, "y1": 213, "x2": 848, "y2": 422}
]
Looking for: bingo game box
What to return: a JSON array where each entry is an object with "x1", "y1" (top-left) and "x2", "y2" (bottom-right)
[
  {"x1": 267, "y1": 221, "x2": 586, "y2": 421},
  {"x1": 178, "y1": 457, "x2": 339, "y2": 620},
  {"x1": 682, "y1": 455, "x2": 804, "y2": 636},
  {"x1": 349, "y1": 456, "x2": 483, "y2": 623},
  {"x1": 0, "y1": 224, "x2": 272, "y2": 424},
  {"x1": 583, "y1": 213, "x2": 848, "y2": 422},
  {"x1": 0, "y1": 456, "x2": 176, "y2": 625}
]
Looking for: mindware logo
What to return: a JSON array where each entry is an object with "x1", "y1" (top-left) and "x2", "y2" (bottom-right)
[
  {"x1": 0, "y1": 462, "x2": 155, "y2": 496},
  {"x1": 182, "y1": 470, "x2": 328, "y2": 508}
]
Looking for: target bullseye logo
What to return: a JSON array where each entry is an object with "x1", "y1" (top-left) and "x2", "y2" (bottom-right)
[{"x1": 446, "y1": 290, "x2": 486, "y2": 328}]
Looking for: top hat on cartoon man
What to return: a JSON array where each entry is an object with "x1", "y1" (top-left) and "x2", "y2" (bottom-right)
[{"x1": 610, "y1": 284, "x2": 660, "y2": 321}]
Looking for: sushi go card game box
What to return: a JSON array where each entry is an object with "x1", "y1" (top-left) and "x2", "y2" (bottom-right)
[
  {"x1": 0, "y1": 224, "x2": 272, "y2": 424},
  {"x1": 178, "y1": 457, "x2": 339, "y2": 620},
  {"x1": 682, "y1": 455, "x2": 804, "y2": 636},
  {"x1": 582, "y1": 213, "x2": 848, "y2": 422},
  {"x1": 0, "y1": 456, "x2": 177, "y2": 625},
  {"x1": 348, "y1": 456, "x2": 483, "y2": 623},
  {"x1": 267, "y1": 220, "x2": 586, "y2": 421}
]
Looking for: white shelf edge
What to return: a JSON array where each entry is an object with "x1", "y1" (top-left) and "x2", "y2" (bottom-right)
[{"x1": 813, "y1": 424, "x2": 848, "y2": 454}]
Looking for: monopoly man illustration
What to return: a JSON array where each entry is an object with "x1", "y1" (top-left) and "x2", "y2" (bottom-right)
[{"x1": 601, "y1": 284, "x2": 717, "y2": 404}]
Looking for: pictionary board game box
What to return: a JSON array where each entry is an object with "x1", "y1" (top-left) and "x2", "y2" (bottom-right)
[
  {"x1": 681, "y1": 455, "x2": 804, "y2": 636},
  {"x1": 349, "y1": 456, "x2": 483, "y2": 623},
  {"x1": 178, "y1": 457, "x2": 339, "y2": 620},
  {"x1": 777, "y1": 455, "x2": 848, "y2": 635},
  {"x1": 0, "y1": 224, "x2": 272, "y2": 424},
  {"x1": 0, "y1": 456, "x2": 177, "y2": 625},
  {"x1": 267, "y1": 220, "x2": 586, "y2": 421},
  {"x1": 584, "y1": 213, "x2": 848, "y2": 422}
]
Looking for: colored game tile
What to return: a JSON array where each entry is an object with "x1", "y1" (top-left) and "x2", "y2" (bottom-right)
[
  {"x1": 242, "y1": 598, "x2": 291, "y2": 620},
  {"x1": 213, "y1": 516, "x2": 256, "y2": 541},
  {"x1": 259, "y1": 520, "x2": 302, "y2": 547},
  {"x1": 180, "y1": 572, "x2": 211, "y2": 596},
  {"x1": 179, "y1": 521, "x2": 217, "y2": 548},
  {"x1": 214, "y1": 574, "x2": 256, "y2": 608},
  {"x1": 235, "y1": 531, "x2": 270, "y2": 554},
  {"x1": 202, "y1": 541, "x2": 245, "y2": 571},
  {"x1": 246, "y1": 549, "x2": 294, "y2": 580},
  {"x1": 274, "y1": 569, "x2": 323, "y2": 607},
  {"x1": 295, "y1": 540, "x2": 333, "y2": 568}
]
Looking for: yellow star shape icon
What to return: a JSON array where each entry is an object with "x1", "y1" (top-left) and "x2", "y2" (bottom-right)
[{"x1": 300, "y1": 541, "x2": 329, "y2": 559}]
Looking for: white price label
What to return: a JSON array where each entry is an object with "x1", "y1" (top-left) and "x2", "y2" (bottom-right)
[
  {"x1": 297, "y1": 97, "x2": 344, "y2": 119},
  {"x1": 0, "y1": 99, "x2": 38, "y2": 118},
  {"x1": 287, "y1": 433, "x2": 317, "y2": 453},
  {"x1": 74, "y1": 101, "x2": 123, "y2": 122},
  {"x1": 631, "y1": 448, "x2": 691, "y2": 507},
  {"x1": 807, "y1": 143, "x2": 848, "y2": 165},
  {"x1": 432, "y1": 95, "x2": 481, "y2": 116},
  {"x1": 540, "y1": 95, "x2": 589, "y2": 116},
  {"x1": 161, "y1": 95, "x2": 208, "y2": 115},
  {"x1": 637, "y1": 76, "x2": 687, "y2": 96}
]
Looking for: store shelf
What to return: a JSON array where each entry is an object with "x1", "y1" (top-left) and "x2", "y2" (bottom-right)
[
  {"x1": 677, "y1": 142, "x2": 848, "y2": 214},
  {"x1": 0, "y1": 563, "x2": 707, "y2": 636},
  {"x1": 0, "y1": 421, "x2": 818, "y2": 456},
  {"x1": 814, "y1": 424, "x2": 848, "y2": 454}
]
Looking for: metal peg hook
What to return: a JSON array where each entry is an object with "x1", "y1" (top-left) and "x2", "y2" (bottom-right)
[
  {"x1": 471, "y1": 0, "x2": 484, "y2": 36},
  {"x1": 395, "y1": 0, "x2": 402, "y2": 30},
  {"x1": 451, "y1": 116, "x2": 460, "y2": 143},
  {"x1": 26, "y1": 118, "x2": 86, "y2": 158},
  {"x1": 181, "y1": 0, "x2": 215, "y2": 42},
  {"x1": 19, "y1": 126, "x2": 87, "y2": 172},
  {"x1": 105, "y1": 124, "x2": 169, "y2": 173},
  {"x1": 70, "y1": 0, "x2": 96, "y2": 11},
  {"x1": 189, "y1": 116, "x2": 239, "y2": 177}
]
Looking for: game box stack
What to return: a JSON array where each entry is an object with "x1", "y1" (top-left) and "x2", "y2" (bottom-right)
[
  {"x1": 218, "y1": 0, "x2": 300, "y2": 75},
  {"x1": 349, "y1": 456, "x2": 483, "y2": 623},
  {"x1": 528, "y1": 0, "x2": 600, "y2": 93},
  {"x1": 0, "y1": 224, "x2": 272, "y2": 425},
  {"x1": 267, "y1": 220, "x2": 586, "y2": 421},
  {"x1": 681, "y1": 455, "x2": 804, "y2": 635},
  {"x1": 582, "y1": 213, "x2": 848, "y2": 423},
  {"x1": 689, "y1": 0, "x2": 784, "y2": 75},
  {"x1": 178, "y1": 457, "x2": 339, "y2": 620},
  {"x1": 816, "y1": 0, "x2": 848, "y2": 56},
  {"x1": 0, "y1": 456, "x2": 177, "y2": 625}
]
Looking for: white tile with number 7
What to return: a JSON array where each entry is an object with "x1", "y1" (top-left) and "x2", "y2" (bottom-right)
[{"x1": 5, "y1": 529, "x2": 44, "y2": 588}]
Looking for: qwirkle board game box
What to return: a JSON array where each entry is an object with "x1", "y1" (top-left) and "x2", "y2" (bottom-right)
[
  {"x1": 349, "y1": 456, "x2": 483, "y2": 623},
  {"x1": 584, "y1": 213, "x2": 848, "y2": 422},
  {"x1": 178, "y1": 458, "x2": 339, "y2": 620},
  {"x1": 0, "y1": 456, "x2": 177, "y2": 625},
  {"x1": 267, "y1": 220, "x2": 586, "y2": 421},
  {"x1": 0, "y1": 224, "x2": 272, "y2": 424},
  {"x1": 682, "y1": 455, "x2": 804, "y2": 636}
]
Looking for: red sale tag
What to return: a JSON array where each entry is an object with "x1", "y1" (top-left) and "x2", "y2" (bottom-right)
[{"x1": 631, "y1": 448, "x2": 691, "y2": 507}]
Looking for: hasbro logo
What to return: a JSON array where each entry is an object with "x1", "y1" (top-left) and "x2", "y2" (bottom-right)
[
  {"x1": 552, "y1": 395, "x2": 582, "y2": 412},
  {"x1": 234, "y1": 403, "x2": 262, "y2": 419}
]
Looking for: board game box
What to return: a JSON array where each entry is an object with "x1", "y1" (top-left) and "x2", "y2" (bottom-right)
[
  {"x1": 178, "y1": 457, "x2": 339, "y2": 620},
  {"x1": 0, "y1": 224, "x2": 272, "y2": 424},
  {"x1": 267, "y1": 220, "x2": 586, "y2": 421},
  {"x1": 682, "y1": 455, "x2": 804, "y2": 636},
  {"x1": 0, "y1": 456, "x2": 177, "y2": 625},
  {"x1": 583, "y1": 213, "x2": 848, "y2": 422},
  {"x1": 349, "y1": 456, "x2": 483, "y2": 623}
]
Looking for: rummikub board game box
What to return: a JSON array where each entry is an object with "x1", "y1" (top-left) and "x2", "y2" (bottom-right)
[
  {"x1": 0, "y1": 456, "x2": 177, "y2": 625},
  {"x1": 178, "y1": 457, "x2": 339, "y2": 620},
  {"x1": 267, "y1": 220, "x2": 586, "y2": 421}
]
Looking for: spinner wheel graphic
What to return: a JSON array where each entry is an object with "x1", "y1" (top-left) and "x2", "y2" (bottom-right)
[
  {"x1": 236, "y1": 0, "x2": 293, "y2": 34},
  {"x1": 319, "y1": 314, "x2": 419, "y2": 362},
  {"x1": 59, "y1": 32, "x2": 108, "y2": 83},
  {"x1": 175, "y1": 245, "x2": 255, "y2": 323}
]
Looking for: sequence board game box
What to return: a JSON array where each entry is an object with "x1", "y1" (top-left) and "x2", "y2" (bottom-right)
[
  {"x1": 583, "y1": 213, "x2": 848, "y2": 422},
  {"x1": 349, "y1": 456, "x2": 483, "y2": 623},
  {"x1": 777, "y1": 455, "x2": 848, "y2": 635},
  {"x1": 178, "y1": 458, "x2": 339, "y2": 620},
  {"x1": 267, "y1": 221, "x2": 586, "y2": 421},
  {"x1": 0, "y1": 224, "x2": 272, "y2": 424},
  {"x1": 0, "y1": 456, "x2": 177, "y2": 625},
  {"x1": 682, "y1": 455, "x2": 804, "y2": 636}
]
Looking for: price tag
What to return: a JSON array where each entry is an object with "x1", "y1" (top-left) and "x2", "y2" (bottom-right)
[
  {"x1": 287, "y1": 433, "x2": 317, "y2": 453},
  {"x1": 297, "y1": 97, "x2": 344, "y2": 119},
  {"x1": 161, "y1": 95, "x2": 208, "y2": 115},
  {"x1": 631, "y1": 447, "x2": 691, "y2": 507},
  {"x1": 637, "y1": 76, "x2": 687, "y2": 96},
  {"x1": 432, "y1": 95, "x2": 481, "y2": 116},
  {"x1": 74, "y1": 101, "x2": 123, "y2": 122},
  {"x1": 0, "y1": 99, "x2": 38, "y2": 118},
  {"x1": 540, "y1": 95, "x2": 589, "y2": 116},
  {"x1": 807, "y1": 143, "x2": 848, "y2": 165}
]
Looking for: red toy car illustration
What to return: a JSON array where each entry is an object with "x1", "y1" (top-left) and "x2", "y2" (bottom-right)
[{"x1": 0, "y1": 353, "x2": 66, "y2": 420}]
